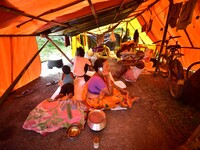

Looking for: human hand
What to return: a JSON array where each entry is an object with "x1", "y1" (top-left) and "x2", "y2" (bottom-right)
[
  {"x1": 58, "y1": 80, "x2": 63, "y2": 86},
  {"x1": 101, "y1": 65, "x2": 110, "y2": 75},
  {"x1": 118, "y1": 60, "x2": 123, "y2": 65}
]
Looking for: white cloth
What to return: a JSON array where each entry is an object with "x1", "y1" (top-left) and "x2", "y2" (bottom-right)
[
  {"x1": 131, "y1": 66, "x2": 143, "y2": 80},
  {"x1": 114, "y1": 80, "x2": 126, "y2": 89},
  {"x1": 51, "y1": 86, "x2": 61, "y2": 99}
]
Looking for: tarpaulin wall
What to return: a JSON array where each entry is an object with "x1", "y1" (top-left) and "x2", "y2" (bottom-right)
[
  {"x1": 137, "y1": 0, "x2": 200, "y2": 69},
  {"x1": 0, "y1": 37, "x2": 41, "y2": 97}
]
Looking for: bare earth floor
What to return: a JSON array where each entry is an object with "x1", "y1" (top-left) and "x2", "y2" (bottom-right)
[{"x1": 0, "y1": 58, "x2": 200, "y2": 150}]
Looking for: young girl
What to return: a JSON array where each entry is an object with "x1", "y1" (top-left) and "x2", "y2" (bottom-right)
[{"x1": 61, "y1": 65, "x2": 74, "y2": 85}]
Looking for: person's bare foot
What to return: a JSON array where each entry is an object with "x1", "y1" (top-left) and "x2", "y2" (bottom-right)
[{"x1": 132, "y1": 96, "x2": 140, "y2": 102}]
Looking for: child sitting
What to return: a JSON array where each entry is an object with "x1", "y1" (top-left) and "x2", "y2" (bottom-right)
[
  {"x1": 61, "y1": 65, "x2": 74, "y2": 85},
  {"x1": 73, "y1": 47, "x2": 92, "y2": 82},
  {"x1": 54, "y1": 83, "x2": 74, "y2": 100},
  {"x1": 55, "y1": 65, "x2": 75, "y2": 100}
]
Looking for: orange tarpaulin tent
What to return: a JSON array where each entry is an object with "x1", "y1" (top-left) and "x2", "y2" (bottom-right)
[
  {"x1": 0, "y1": 37, "x2": 41, "y2": 97},
  {"x1": 0, "y1": 0, "x2": 200, "y2": 102}
]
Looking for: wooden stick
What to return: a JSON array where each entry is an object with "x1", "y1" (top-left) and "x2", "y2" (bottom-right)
[
  {"x1": 184, "y1": 29, "x2": 193, "y2": 47},
  {"x1": 155, "y1": 0, "x2": 173, "y2": 74},
  {"x1": 45, "y1": 36, "x2": 74, "y2": 65},
  {"x1": 87, "y1": 0, "x2": 99, "y2": 27}
]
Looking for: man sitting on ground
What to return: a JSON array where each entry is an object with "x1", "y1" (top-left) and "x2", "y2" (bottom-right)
[{"x1": 114, "y1": 50, "x2": 145, "y2": 82}]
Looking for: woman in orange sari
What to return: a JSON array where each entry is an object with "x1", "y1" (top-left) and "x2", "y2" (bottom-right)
[{"x1": 82, "y1": 58, "x2": 139, "y2": 109}]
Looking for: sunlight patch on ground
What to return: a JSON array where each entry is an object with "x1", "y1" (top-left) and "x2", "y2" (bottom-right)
[{"x1": 40, "y1": 61, "x2": 62, "y2": 77}]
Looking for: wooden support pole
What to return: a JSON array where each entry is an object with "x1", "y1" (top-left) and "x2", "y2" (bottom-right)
[
  {"x1": 184, "y1": 29, "x2": 194, "y2": 47},
  {"x1": 87, "y1": 0, "x2": 99, "y2": 27},
  {"x1": 112, "y1": 0, "x2": 126, "y2": 23},
  {"x1": 0, "y1": 40, "x2": 49, "y2": 105},
  {"x1": 155, "y1": 0, "x2": 174, "y2": 73},
  {"x1": 45, "y1": 36, "x2": 74, "y2": 65}
]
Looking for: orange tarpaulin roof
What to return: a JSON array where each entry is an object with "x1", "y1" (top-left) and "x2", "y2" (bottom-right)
[{"x1": 0, "y1": 0, "x2": 142, "y2": 36}]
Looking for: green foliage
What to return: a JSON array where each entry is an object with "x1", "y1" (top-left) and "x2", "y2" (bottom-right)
[{"x1": 36, "y1": 36, "x2": 71, "y2": 62}]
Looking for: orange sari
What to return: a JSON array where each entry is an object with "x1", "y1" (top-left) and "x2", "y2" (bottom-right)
[{"x1": 82, "y1": 84, "x2": 135, "y2": 109}]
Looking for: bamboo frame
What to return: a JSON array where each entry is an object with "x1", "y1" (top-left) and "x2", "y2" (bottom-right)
[{"x1": 184, "y1": 29, "x2": 193, "y2": 47}]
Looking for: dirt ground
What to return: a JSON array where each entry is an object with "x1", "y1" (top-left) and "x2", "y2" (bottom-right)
[{"x1": 0, "y1": 58, "x2": 200, "y2": 150}]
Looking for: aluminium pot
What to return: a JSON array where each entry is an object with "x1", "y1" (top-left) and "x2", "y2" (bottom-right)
[{"x1": 87, "y1": 109, "x2": 106, "y2": 131}]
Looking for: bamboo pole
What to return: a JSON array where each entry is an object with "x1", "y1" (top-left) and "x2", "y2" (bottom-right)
[
  {"x1": 155, "y1": 0, "x2": 173, "y2": 73},
  {"x1": 184, "y1": 29, "x2": 194, "y2": 47},
  {"x1": 112, "y1": 0, "x2": 126, "y2": 23},
  {"x1": 45, "y1": 36, "x2": 74, "y2": 65},
  {"x1": 87, "y1": 0, "x2": 99, "y2": 27},
  {"x1": 0, "y1": 40, "x2": 49, "y2": 105}
]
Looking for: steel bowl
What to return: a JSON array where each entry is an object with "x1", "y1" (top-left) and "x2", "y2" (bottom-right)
[{"x1": 87, "y1": 109, "x2": 106, "y2": 131}]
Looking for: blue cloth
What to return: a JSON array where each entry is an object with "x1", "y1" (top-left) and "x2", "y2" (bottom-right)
[{"x1": 63, "y1": 74, "x2": 73, "y2": 84}]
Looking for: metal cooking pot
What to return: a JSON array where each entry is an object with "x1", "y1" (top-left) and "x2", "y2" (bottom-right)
[{"x1": 87, "y1": 109, "x2": 106, "y2": 131}]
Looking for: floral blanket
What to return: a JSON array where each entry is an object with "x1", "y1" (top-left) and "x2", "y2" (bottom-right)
[{"x1": 23, "y1": 99, "x2": 88, "y2": 135}]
